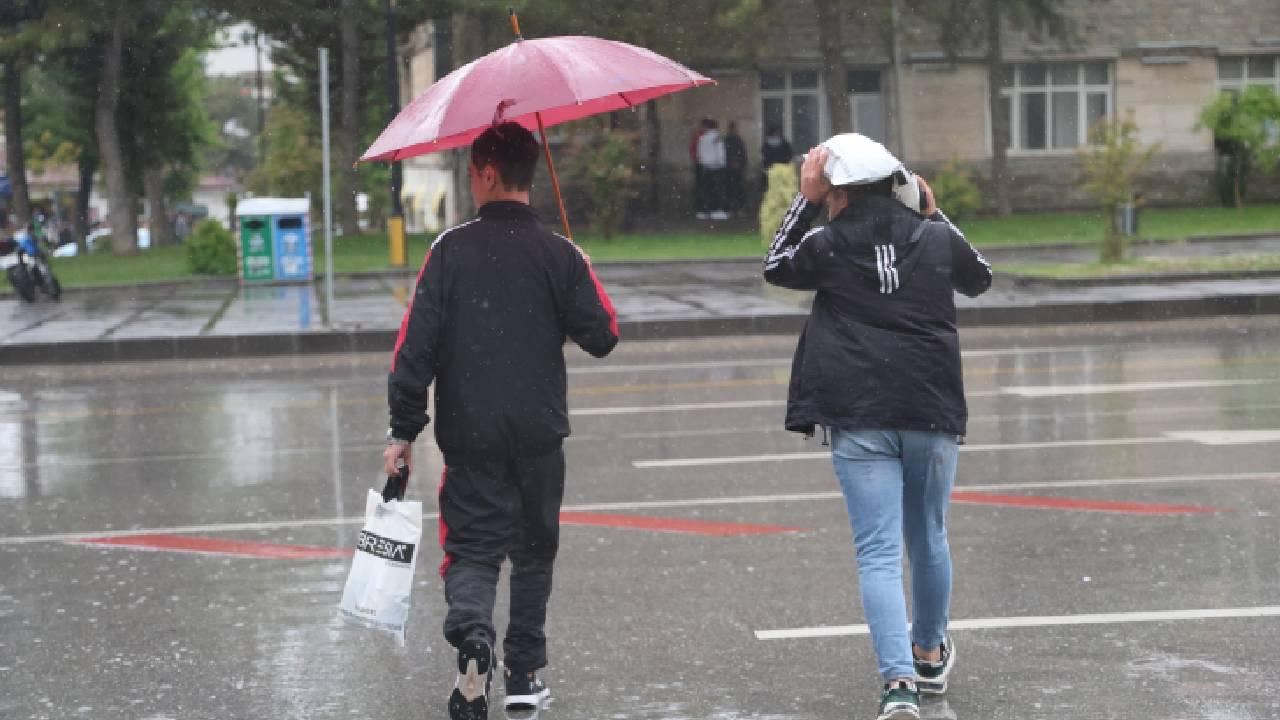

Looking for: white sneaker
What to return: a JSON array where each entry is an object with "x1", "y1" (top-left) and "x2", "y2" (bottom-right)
[
  {"x1": 710, "y1": 210, "x2": 729, "y2": 220},
  {"x1": 696, "y1": 212, "x2": 710, "y2": 220}
]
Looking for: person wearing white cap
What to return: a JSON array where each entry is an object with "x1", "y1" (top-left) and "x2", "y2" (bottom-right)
[{"x1": 763, "y1": 134, "x2": 992, "y2": 720}]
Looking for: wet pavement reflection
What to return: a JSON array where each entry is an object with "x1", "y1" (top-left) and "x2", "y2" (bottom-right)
[{"x1": 2, "y1": 317, "x2": 1279, "y2": 718}]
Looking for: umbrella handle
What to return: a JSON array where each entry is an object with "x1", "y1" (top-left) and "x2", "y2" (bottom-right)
[{"x1": 536, "y1": 113, "x2": 573, "y2": 241}]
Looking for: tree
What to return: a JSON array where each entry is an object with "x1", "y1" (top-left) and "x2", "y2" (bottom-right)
[
  {"x1": 246, "y1": 103, "x2": 323, "y2": 203},
  {"x1": 813, "y1": 0, "x2": 852, "y2": 137},
  {"x1": 3, "y1": 57, "x2": 33, "y2": 227},
  {"x1": 0, "y1": 0, "x2": 50, "y2": 229},
  {"x1": 118, "y1": 6, "x2": 217, "y2": 248},
  {"x1": 1078, "y1": 114, "x2": 1157, "y2": 263},
  {"x1": 217, "y1": 0, "x2": 441, "y2": 233},
  {"x1": 931, "y1": 0, "x2": 1070, "y2": 215},
  {"x1": 339, "y1": 0, "x2": 361, "y2": 235},
  {"x1": 1197, "y1": 86, "x2": 1280, "y2": 209},
  {"x1": 94, "y1": 0, "x2": 138, "y2": 254}
]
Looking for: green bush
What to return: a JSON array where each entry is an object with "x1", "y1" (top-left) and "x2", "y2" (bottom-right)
[
  {"x1": 569, "y1": 131, "x2": 639, "y2": 240},
  {"x1": 759, "y1": 162, "x2": 799, "y2": 246},
  {"x1": 930, "y1": 159, "x2": 982, "y2": 221},
  {"x1": 184, "y1": 219, "x2": 238, "y2": 275}
]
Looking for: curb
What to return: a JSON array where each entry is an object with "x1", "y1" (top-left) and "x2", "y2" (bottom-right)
[
  {"x1": 1003, "y1": 268, "x2": 1280, "y2": 288},
  {"x1": 5, "y1": 292, "x2": 1280, "y2": 365}
]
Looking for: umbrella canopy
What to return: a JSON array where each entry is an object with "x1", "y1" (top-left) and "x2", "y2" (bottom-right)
[{"x1": 361, "y1": 35, "x2": 714, "y2": 162}]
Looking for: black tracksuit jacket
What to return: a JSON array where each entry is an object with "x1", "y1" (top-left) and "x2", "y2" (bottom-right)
[
  {"x1": 763, "y1": 193, "x2": 992, "y2": 437},
  {"x1": 388, "y1": 201, "x2": 619, "y2": 458}
]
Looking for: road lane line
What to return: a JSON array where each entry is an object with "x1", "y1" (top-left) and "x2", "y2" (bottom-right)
[
  {"x1": 4, "y1": 471, "x2": 1273, "y2": 547},
  {"x1": 571, "y1": 399, "x2": 784, "y2": 416},
  {"x1": 563, "y1": 346, "x2": 1112, "y2": 375},
  {"x1": 754, "y1": 606, "x2": 1280, "y2": 640},
  {"x1": 632, "y1": 436, "x2": 1184, "y2": 469},
  {"x1": 68, "y1": 534, "x2": 353, "y2": 560},
  {"x1": 1001, "y1": 379, "x2": 1265, "y2": 397},
  {"x1": 1164, "y1": 429, "x2": 1280, "y2": 445},
  {"x1": 949, "y1": 491, "x2": 1223, "y2": 515}
]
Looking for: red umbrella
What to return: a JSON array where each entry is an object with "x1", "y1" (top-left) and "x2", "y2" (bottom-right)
[{"x1": 360, "y1": 12, "x2": 714, "y2": 239}]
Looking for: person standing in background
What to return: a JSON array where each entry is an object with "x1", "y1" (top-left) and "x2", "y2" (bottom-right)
[
  {"x1": 760, "y1": 124, "x2": 794, "y2": 192},
  {"x1": 724, "y1": 121, "x2": 748, "y2": 216},
  {"x1": 696, "y1": 118, "x2": 728, "y2": 221}
]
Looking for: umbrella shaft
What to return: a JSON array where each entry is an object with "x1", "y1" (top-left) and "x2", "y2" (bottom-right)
[{"x1": 537, "y1": 113, "x2": 573, "y2": 241}]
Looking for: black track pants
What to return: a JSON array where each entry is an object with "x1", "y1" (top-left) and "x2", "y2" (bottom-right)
[{"x1": 438, "y1": 447, "x2": 564, "y2": 673}]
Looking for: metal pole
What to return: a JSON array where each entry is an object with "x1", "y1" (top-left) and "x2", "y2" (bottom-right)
[
  {"x1": 256, "y1": 30, "x2": 266, "y2": 166},
  {"x1": 385, "y1": 0, "x2": 406, "y2": 266},
  {"x1": 890, "y1": 0, "x2": 908, "y2": 161},
  {"x1": 320, "y1": 47, "x2": 335, "y2": 324}
]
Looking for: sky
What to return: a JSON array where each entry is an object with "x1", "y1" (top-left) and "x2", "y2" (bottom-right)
[{"x1": 204, "y1": 23, "x2": 274, "y2": 77}]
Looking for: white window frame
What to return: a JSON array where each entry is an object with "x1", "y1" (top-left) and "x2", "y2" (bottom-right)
[
  {"x1": 847, "y1": 69, "x2": 887, "y2": 144},
  {"x1": 759, "y1": 70, "x2": 828, "y2": 159},
  {"x1": 1217, "y1": 55, "x2": 1280, "y2": 94},
  {"x1": 1001, "y1": 61, "x2": 1113, "y2": 155}
]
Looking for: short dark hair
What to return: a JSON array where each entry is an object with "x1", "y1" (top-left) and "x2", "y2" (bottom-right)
[{"x1": 470, "y1": 122, "x2": 540, "y2": 190}]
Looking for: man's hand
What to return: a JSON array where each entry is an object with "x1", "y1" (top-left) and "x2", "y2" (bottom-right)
[
  {"x1": 383, "y1": 441, "x2": 413, "y2": 477},
  {"x1": 917, "y1": 176, "x2": 938, "y2": 217},
  {"x1": 800, "y1": 147, "x2": 832, "y2": 205}
]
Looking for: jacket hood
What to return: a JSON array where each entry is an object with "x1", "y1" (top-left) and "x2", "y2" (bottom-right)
[{"x1": 825, "y1": 196, "x2": 931, "y2": 295}]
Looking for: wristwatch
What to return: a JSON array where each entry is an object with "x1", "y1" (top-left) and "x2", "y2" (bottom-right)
[{"x1": 386, "y1": 428, "x2": 411, "y2": 446}]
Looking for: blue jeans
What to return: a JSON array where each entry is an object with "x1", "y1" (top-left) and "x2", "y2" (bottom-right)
[{"x1": 830, "y1": 428, "x2": 959, "y2": 681}]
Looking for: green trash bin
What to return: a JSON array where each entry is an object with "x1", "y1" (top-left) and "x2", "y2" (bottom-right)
[{"x1": 238, "y1": 215, "x2": 275, "y2": 282}]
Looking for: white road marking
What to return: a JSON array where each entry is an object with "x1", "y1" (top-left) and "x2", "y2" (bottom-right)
[
  {"x1": 571, "y1": 399, "x2": 783, "y2": 416},
  {"x1": 1001, "y1": 379, "x2": 1265, "y2": 398},
  {"x1": 632, "y1": 436, "x2": 1182, "y2": 469},
  {"x1": 4, "y1": 471, "x2": 1273, "y2": 547},
  {"x1": 755, "y1": 606, "x2": 1280, "y2": 640},
  {"x1": 1164, "y1": 430, "x2": 1280, "y2": 445},
  {"x1": 565, "y1": 346, "x2": 1108, "y2": 375}
]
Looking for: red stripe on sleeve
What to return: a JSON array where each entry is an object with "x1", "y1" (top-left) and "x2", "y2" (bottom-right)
[
  {"x1": 390, "y1": 250, "x2": 431, "y2": 372},
  {"x1": 587, "y1": 263, "x2": 619, "y2": 337}
]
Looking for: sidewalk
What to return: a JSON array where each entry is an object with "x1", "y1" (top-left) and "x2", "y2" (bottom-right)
[{"x1": 4, "y1": 256, "x2": 1280, "y2": 363}]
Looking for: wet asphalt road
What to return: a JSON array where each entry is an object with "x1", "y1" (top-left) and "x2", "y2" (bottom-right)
[{"x1": 2, "y1": 317, "x2": 1280, "y2": 720}]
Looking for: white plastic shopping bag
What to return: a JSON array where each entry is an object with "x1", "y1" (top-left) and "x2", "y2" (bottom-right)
[{"x1": 337, "y1": 478, "x2": 422, "y2": 644}]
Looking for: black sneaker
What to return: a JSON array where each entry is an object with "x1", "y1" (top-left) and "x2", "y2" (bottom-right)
[
  {"x1": 913, "y1": 634, "x2": 955, "y2": 695},
  {"x1": 504, "y1": 669, "x2": 551, "y2": 711},
  {"x1": 448, "y1": 637, "x2": 493, "y2": 720},
  {"x1": 876, "y1": 680, "x2": 920, "y2": 720}
]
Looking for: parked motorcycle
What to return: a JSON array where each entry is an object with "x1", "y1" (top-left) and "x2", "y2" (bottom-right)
[{"x1": 2, "y1": 226, "x2": 62, "y2": 302}]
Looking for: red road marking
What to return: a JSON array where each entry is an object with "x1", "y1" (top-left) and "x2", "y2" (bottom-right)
[
  {"x1": 72, "y1": 534, "x2": 353, "y2": 560},
  {"x1": 951, "y1": 491, "x2": 1224, "y2": 515},
  {"x1": 559, "y1": 511, "x2": 801, "y2": 536}
]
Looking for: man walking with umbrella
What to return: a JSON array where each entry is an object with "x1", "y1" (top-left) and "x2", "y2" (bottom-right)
[{"x1": 383, "y1": 121, "x2": 619, "y2": 719}]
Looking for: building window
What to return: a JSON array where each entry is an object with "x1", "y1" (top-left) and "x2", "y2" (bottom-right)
[
  {"x1": 1218, "y1": 55, "x2": 1280, "y2": 94},
  {"x1": 1000, "y1": 61, "x2": 1111, "y2": 151},
  {"x1": 760, "y1": 70, "x2": 823, "y2": 157},
  {"x1": 848, "y1": 70, "x2": 886, "y2": 144}
]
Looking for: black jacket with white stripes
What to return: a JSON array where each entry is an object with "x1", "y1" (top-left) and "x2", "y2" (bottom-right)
[
  {"x1": 388, "y1": 201, "x2": 619, "y2": 459},
  {"x1": 763, "y1": 193, "x2": 992, "y2": 437}
]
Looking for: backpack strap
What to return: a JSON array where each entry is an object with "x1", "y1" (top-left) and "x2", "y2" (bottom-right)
[{"x1": 908, "y1": 218, "x2": 933, "y2": 245}]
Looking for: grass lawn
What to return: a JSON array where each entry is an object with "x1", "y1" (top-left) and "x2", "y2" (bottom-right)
[
  {"x1": 999, "y1": 254, "x2": 1280, "y2": 278},
  {"x1": 8, "y1": 203, "x2": 1280, "y2": 293}
]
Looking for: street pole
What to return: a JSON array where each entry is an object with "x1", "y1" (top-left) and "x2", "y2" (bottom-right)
[
  {"x1": 385, "y1": 0, "x2": 407, "y2": 267},
  {"x1": 320, "y1": 47, "x2": 335, "y2": 324},
  {"x1": 256, "y1": 30, "x2": 266, "y2": 166}
]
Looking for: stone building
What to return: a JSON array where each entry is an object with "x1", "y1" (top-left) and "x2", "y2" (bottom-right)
[{"x1": 653, "y1": 0, "x2": 1280, "y2": 211}]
